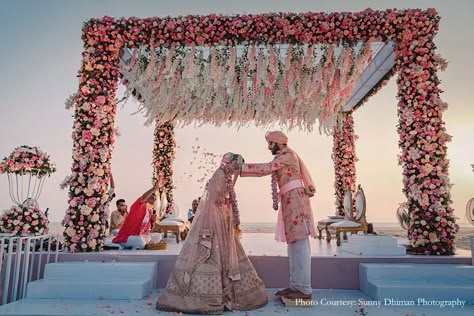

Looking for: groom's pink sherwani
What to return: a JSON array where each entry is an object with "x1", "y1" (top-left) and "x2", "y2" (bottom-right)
[{"x1": 240, "y1": 148, "x2": 316, "y2": 243}]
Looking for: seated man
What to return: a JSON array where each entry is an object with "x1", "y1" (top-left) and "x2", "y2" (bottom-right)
[
  {"x1": 187, "y1": 198, "x2": 199, "y2": 223},
  {"x1": 110, "y1": 199, "x2": 128, "y2": 236},
  {"x1": 112, "y1": 182, "x2": 160, "y2": 250}
]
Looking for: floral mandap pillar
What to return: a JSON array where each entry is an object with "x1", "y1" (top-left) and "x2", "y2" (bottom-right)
[
  {"x1": 332, "y1": 112, "x2": 358, "y2": 216},
  {"x1": 152, "y1": 121, "x2": 176, "y2": 218},
  {"x1": 62, "y1": 28, "x2": 121, "y2": 252},
  {"x1": 395, "y1": 15, "x2": 457, "y2": 255}
]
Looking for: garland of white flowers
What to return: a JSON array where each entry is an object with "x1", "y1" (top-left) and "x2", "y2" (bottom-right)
[{"x1": 121, "y1": 44, "x2": 372, "y2": 134}]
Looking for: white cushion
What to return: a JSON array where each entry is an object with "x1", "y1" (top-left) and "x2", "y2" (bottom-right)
[
  {"x1": 163, "y1": 216, "x2": 184, "y2": 222},
  {"x1": 158, "y1": 220, "x2": 183, "y2": 226},
  {"x1": 318, "y1": 218, "x2": 345, "y2": 223},
  {"x1": 104, "y1": 237, "x2": 123, "y2": 249},
  {"x1": 343, "y1": 191, "x2": 353, "y2": 220},
  {"x1": 330, "y1": 220, "x2": 361, "y2": 228},
  {"x1": 150, "y1": 233, "x2": 162, "y2": 242},
  {"x1": 354, "y1": 188, "x2": 366, "y2": 221}
]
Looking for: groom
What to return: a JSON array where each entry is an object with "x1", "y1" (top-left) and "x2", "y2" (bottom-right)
[{"x1": 239, "y1": 131, "x2": 316, "y2": 300}]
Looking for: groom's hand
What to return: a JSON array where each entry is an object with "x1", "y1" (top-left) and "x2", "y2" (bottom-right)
[{"x1": 305, "y1": 185, "x2": 316, "y2": 197}]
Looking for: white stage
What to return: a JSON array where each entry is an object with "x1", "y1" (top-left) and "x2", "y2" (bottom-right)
[
  {"x1": 0, "y1": 289, "x2": 473, "y2": 316},
  {"x1": 0, "y1": 233, "x2": 472, "y2": 316},
  {"x1": 106, "y1": 232, "x2": 472, "y2": 258}
]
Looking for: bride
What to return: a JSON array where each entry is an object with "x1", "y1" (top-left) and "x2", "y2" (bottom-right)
[{"x1": 156, "y1": 153, "x2": 268, "y2": 314}]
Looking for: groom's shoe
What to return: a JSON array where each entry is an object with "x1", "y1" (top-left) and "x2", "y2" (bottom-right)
[
  {"x1": 275, "y1": 288, "x2": 295, "y2": 297},
  {"x1": 283, "y1": 290, "x2": 312, "y2": 300}
]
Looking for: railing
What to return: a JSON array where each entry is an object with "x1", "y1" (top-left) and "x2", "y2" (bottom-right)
[{"x1": 0, "y1": 234, "x2": 63, "y2": 305}]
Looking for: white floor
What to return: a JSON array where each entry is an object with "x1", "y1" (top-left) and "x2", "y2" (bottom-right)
[
  {"x1": 0, "y1": 289, "x2": 472, "y2": 316},
  {"x1": 103, "y1": 233, "x2": 472, "y2": 257}
]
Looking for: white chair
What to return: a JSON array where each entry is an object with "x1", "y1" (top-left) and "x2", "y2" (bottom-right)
[{"x1": 328, "y1": 185, "x2": 368, "y2": 246}]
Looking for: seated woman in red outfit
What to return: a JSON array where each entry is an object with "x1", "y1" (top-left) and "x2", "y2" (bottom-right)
[{"x1": 112, "y1": 179, "x2": 162, "y2": 249}]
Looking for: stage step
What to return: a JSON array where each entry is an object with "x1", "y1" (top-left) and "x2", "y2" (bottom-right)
[
  {"x1": 26, "y1": 262, "x2": 157, "y2": 300},
  {"x1": 360, "y1": 263, "x2": 474, "y2": 304},
  {"x1": 42, "y1": 262, "x2": 156, "y2": 281},
  {"x1": 340, "y1": 235, "x2": 406, "y2": 256}
]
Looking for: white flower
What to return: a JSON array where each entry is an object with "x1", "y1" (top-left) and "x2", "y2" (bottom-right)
[
  {"x1": 65, "y1": 227, "x2": 76, "y2": 237},
  {"x1": 80, "y1": 205, "x2": 93, "y2": 216},
  {"x1": 91, "y1": 214, "x2": 100, "y2": 222},
  {"x1": 90, "y1": 127, "x2": 100, "y2": 137},
  {"x1": 81, "y1": 103, "x2": 91, "y2": 111},
  {"x1": 88, "y1": 239, "x2": 97, "y2": 249}
]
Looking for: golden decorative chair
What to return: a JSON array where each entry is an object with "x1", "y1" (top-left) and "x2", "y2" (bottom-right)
[
  {"x1": 328, "y1": 185, "x2": 368, "y2": 246},
  {"x1": 316, "y1": 192, "x2": 347, "y2": 241}
]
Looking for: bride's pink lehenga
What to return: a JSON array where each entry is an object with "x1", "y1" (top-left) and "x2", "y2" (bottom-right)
[{"x1": 156, "y1": 168, "x2": 268, "y2": 314}]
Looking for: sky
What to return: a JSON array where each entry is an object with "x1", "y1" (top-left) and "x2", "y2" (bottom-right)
[{"x1": 0, "y1": 0, "x2": 473, "y2": 225}]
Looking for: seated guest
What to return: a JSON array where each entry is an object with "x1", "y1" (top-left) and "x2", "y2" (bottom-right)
[
  {"x1": 187, "y1": 198, "x2": 199, "y2": 223},
  {"x1": 112, "y1": 181, "x2": 161, "y2": 249},
  {"x1": 110, "y1": 199, "x2": 128, "y2": 236}
]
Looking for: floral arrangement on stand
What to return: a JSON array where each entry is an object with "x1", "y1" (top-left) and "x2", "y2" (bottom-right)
[
  {"x1": 152, "y1": 121, "x2": 176, "y2": 217},
  {"x1": 0, "y1": 145, "x2": 56, "y2": 177},
  {"x1": 67, "y1": 8, "x2": 455, "y2": 253},
  {"x1": 332, "y1": 113, "x2": 358, "y2": 216},
  {"x1": 0, "y1": 204, "x2": 49, "y2": 236},
  {"x1": 0, "y1": 146, "x2": 54, "y2": 236}
]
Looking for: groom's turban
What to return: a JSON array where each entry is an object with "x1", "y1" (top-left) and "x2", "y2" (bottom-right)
[{"x1": 265, "y1": 131, "x2": 288, "y2": 145}]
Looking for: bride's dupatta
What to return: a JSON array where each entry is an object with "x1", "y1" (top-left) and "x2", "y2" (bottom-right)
[{"x1": 156, "y1": 155, "x2": 267, "y2": 314}]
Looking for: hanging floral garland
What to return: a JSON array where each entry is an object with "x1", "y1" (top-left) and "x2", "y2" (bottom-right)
[
  {"x1": 121, "y1": 43, "x2": 372, "y2": 134},
  {"x1": 152, "y1": 121, "x2": 175, "y2": 216},
  {"x1": 332, "y1": 113, "x2": 358, "y2": 216}
]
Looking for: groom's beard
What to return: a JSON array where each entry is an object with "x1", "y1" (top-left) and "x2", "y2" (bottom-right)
[{"x1": 271, "y1": 144, "x2": 280, "y2": 155}]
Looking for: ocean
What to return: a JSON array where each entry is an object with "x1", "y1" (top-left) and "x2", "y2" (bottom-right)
[{"x1": 48, "y1": 222, "x2": 474, "y2": 251}]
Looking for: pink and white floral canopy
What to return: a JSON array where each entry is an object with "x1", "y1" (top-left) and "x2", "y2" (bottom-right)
[{"x1": 64, "y1": 9, "x2": 456, "y2": 255}]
